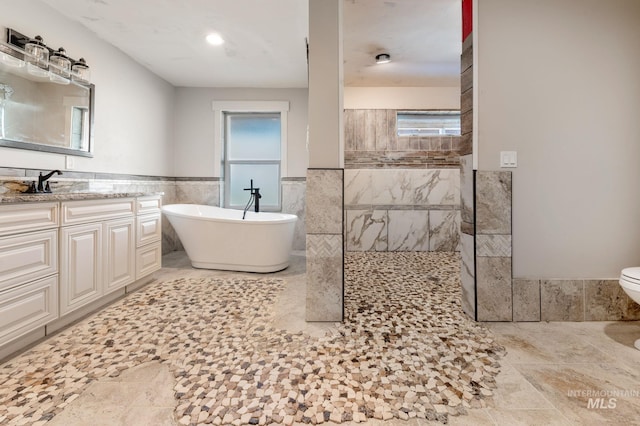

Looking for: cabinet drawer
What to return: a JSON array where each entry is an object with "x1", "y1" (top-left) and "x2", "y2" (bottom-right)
[
  {"x1": 136, "y1": 241, "x2": 162, "y2": 279},
  {"x1": 0, "y1": 203, "x2": 59, "y2": 236},
  {"x1": 136, "y1": 196, "x2": 162, "y2": 214},
  {"x1": 0, "y1": 230, "x2": 58, "y2": 292},
  {"x1": 136, "y1": 213, "x2": 161, "y2": 247},
  {"x1": 61, "y1": 198, "x2": 134, "y2": 226},
  {"x1": 0, "y1": 275, "x2": 58, "y2": 347}
]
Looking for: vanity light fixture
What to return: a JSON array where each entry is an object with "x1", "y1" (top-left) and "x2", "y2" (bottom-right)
[
  {"x1": 25, "y1": 35, "x2": 50, "y2": 77},
  {"x1": 71, "y1": 58, "x2": 90, "y2": 84},
  {"x1": 2, "y1": 28, "x2": 92, "y2": 85},
  {"x1": 206, "y1": 32, "x2": 225, "y2": 46},
  {"x1": 49, "y1": 47, "x2": 71, "y2": 84},
  {"x1": 375, "y1": 53, "x2": 391, "y2": 64}
]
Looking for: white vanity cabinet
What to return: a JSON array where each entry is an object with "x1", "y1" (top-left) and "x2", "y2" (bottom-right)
[
  {"x1": 0, "y1": 203, "x2": 59, "y2": 348},
  {"x1": 0, "y1": 194, "x2": 162, "y2": 358}
]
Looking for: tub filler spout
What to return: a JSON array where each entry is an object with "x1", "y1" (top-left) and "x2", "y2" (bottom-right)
[{"x1": 243, "y1": 179, "x2": 262, "y2": 219}]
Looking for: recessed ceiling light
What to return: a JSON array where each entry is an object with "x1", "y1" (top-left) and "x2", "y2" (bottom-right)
[{"x1": 206, "y1": 33, "x2": 224, "y2": 46}]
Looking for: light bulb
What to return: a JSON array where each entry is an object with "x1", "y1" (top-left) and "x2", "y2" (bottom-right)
[{"x1": 206, "y1": 33, "x2": 224, "y2": 46}]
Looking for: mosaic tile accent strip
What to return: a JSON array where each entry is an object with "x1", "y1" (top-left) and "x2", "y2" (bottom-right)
[
  {"x1": 306, "y1": 234, "x2": 342, "y2": 258},
  {"x1": 476, "y1": 234, "x2": 512, "y2": 257},
  {"x1": 0, "y1": 252, "x2": 504, "y2": 425}
]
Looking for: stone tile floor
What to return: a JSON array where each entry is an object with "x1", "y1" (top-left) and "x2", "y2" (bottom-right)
[{"x1": 1, "y1": 250, "x2": 640, "y2": 425}]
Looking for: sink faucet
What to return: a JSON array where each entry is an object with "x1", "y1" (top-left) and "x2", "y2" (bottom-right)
[{"x1": 37, "y1": 170, "x2": 62, "y2": 193}]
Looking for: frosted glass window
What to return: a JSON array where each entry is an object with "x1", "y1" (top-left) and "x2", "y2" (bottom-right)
[
  {"x1": 228, "y1": 163, "x2": 280, "y2": 207},
  {"x1": 224, "y1": 112, "x2": 282, "y2": 210},
  {"x1": 227, "y1": 114, "x2": 280, "y2": 160}
]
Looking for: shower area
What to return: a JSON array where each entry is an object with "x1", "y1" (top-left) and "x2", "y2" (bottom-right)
[{"x1": 343, "y1": 109, "x2": 462, "y2": 256}]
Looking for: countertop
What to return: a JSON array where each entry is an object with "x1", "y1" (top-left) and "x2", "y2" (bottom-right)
[{"x1": 0, "y1": 192, "x2": 162, "y2": 204}]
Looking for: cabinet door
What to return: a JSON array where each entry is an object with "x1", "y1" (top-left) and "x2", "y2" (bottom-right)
[
  {"x1": 104, "y1": 218, "x2": 135, "y2": 294},
  {"x1": 60, "y1": 223, "x2": 102, "y2": 316}
]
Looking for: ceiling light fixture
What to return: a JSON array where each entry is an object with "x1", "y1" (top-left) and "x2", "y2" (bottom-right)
[
  {"x1": 206, "y1": 33, "x2": 224, "y2": 46},
  {"x1": 375, "y1": 53, "x2": 391, "y2": 64}
]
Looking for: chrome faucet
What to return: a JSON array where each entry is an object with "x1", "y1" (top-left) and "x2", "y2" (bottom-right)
[{"x1": 37, "y1": 170, "x2": 62, "y2": 193}]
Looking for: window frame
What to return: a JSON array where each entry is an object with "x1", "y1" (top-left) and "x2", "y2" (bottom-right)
[
  {"x1": 396, "y1": 110, "x2": 461, "y2": 137},
  {"x1": 212, "y1": 101, "x2": 289, "y2": 211}
]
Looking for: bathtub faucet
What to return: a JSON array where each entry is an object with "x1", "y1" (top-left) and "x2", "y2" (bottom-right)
[
  {"x1": 37, "y1": 170, "x2": 62, "y2": 193},
  {"x1": 243, "y1": 179, "x2": 262, "y2": 219}
]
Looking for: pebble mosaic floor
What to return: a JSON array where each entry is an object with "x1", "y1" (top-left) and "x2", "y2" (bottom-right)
[{"x1": 0, "y1": 252, "x2": 504, "y2": 425}]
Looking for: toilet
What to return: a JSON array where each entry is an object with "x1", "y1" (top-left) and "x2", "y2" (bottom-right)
[{"x1": 619, "y1": 267, "x2": 640, "y2": 350}]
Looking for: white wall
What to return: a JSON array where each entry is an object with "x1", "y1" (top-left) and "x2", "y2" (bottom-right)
[
  {"x1": 1, "y1": 0, "x2": 175, "y2": 176},
  {"x1": 477, "y1": 0, "x2": 640, "y2": 278},
  {"x1": 173, "y1": 88, "x2": 309, "y2": 177},
  {"x1": 344, "y1": 87, "x2": 460, "y2": 110}
]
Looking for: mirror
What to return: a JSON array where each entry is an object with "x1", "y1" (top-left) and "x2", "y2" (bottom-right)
[{"x1": 0, "y1": 30, "x2": 94, "y2": 157}]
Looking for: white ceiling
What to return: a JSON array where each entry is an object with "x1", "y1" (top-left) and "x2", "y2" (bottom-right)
[{"x1": 41, "y1": 0, "x2": 461, "y2": 88}]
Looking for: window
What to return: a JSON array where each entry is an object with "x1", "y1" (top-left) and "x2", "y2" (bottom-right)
[
  {"x1": 224, "y1": 112, "x2": 281, "y2": 210},
  {"x1": 213, "y1": 101, "x2": 289, "y2": 212},
  {"x1": 397, "y1": 111, "x2": 461, "y2": 136}
]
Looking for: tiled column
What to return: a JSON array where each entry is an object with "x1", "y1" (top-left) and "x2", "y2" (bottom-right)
[
  {"x1": 475, "y1": 171, "x2": 512, "y2": 321},
  {"x1": 306, "y1": 169, "x2": 343, "y2": 321},
  {"x1": 306, "y1": 0, "x2": 344, "y2": 321}
]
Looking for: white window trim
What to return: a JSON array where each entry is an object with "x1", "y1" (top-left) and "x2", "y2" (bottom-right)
[{"x1": 212, "y1": 100, "x2": 289, "y2": 178}]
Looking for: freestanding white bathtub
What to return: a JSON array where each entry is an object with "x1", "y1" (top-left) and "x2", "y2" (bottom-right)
[{"x1": 162, "y1": 204, "x2": 298, "y2": 273}]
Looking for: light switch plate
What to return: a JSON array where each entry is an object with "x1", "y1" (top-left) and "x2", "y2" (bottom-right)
[{"x1": 500, "y1": 151, "x2": 517, "y2": 168}]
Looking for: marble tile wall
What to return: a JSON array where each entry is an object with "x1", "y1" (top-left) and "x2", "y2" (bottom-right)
[
  {"x1": 344, "y1": 168, "x2": 460, "y2": 253},
  {"x1": 305, "y1": 169, "x2": 344, "y2": 322}
]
